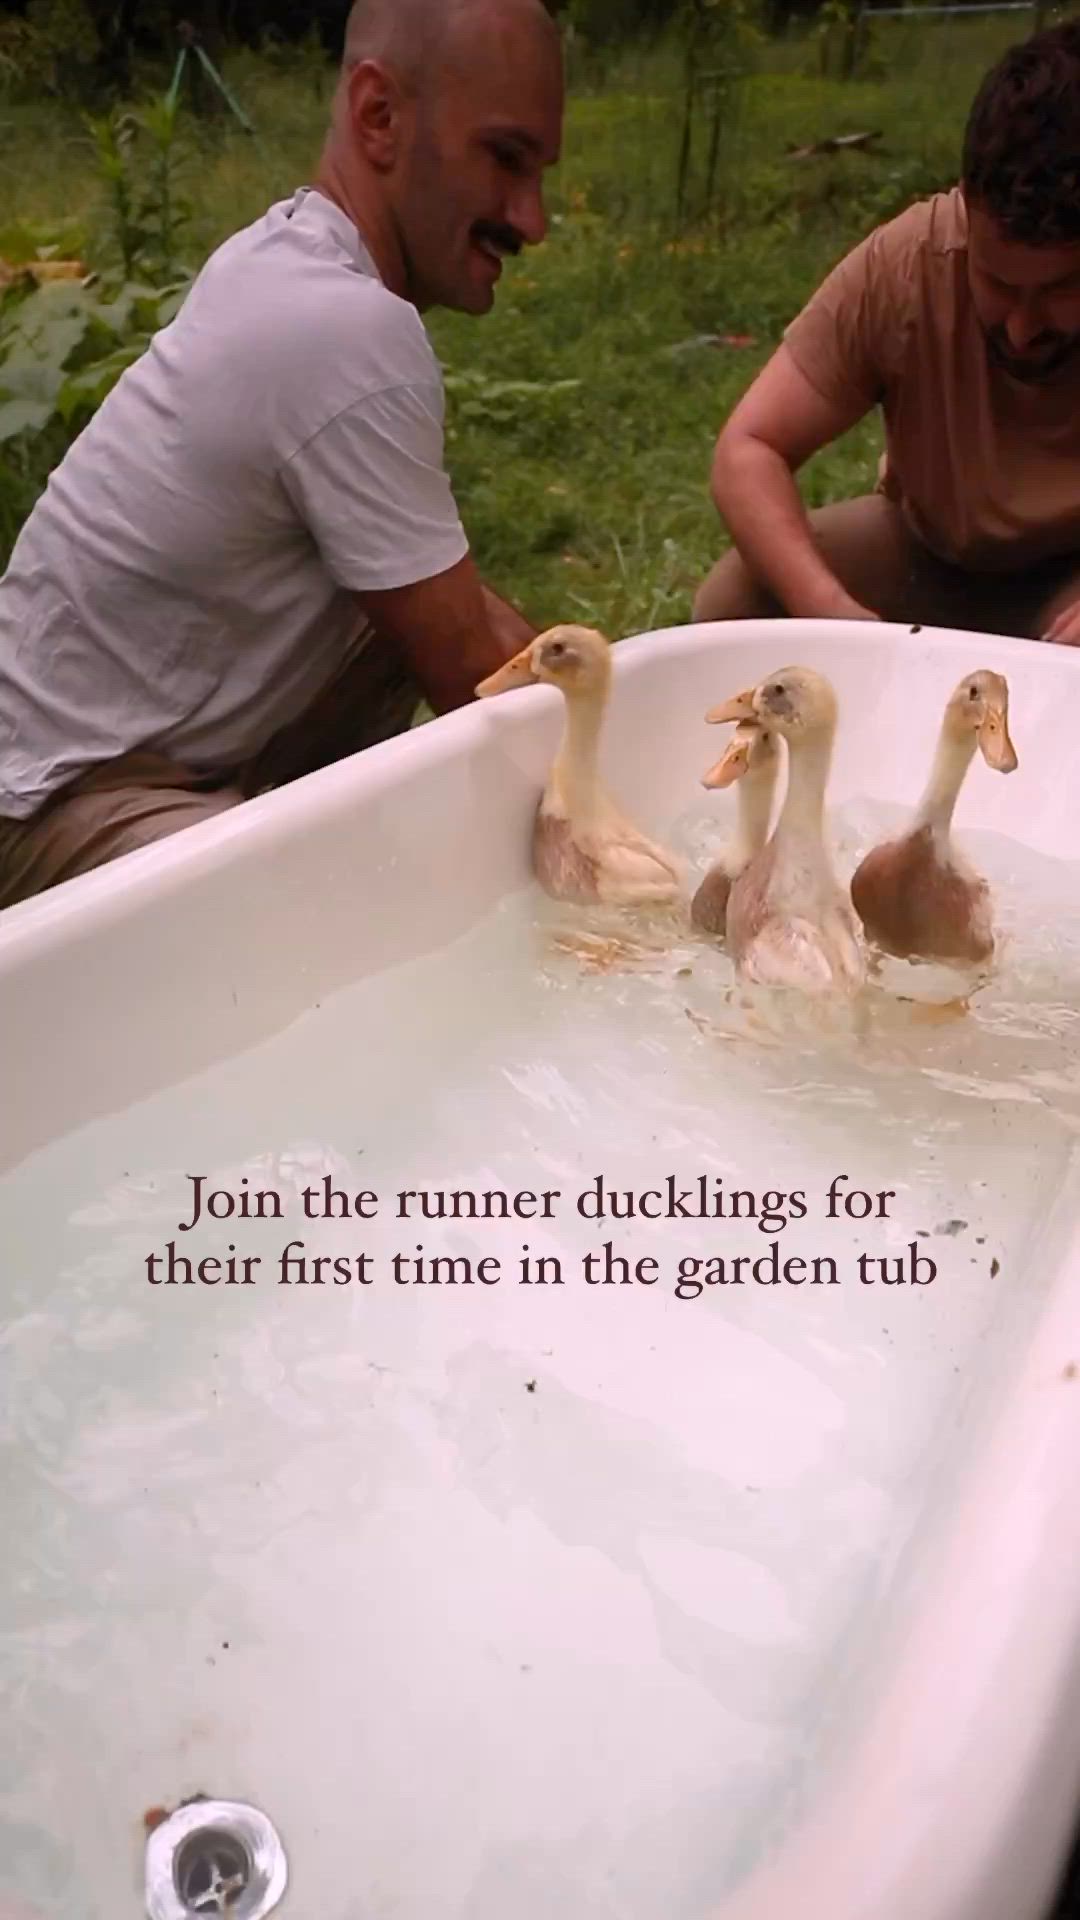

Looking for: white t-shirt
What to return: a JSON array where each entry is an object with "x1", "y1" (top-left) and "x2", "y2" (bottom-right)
[{"x1": 0, "y1": 187, "x2": 469, "y2": 818}]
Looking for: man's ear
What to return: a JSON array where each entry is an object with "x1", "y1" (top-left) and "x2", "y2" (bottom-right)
[{"x1": 345, "y1": 58, "x2": 406, "y2": 170}]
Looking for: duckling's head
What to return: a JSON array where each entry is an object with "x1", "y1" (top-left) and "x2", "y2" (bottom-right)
[
  {"x1": 706, "y1": 665, "x2": 838, "y2": 740},
  {"x1": 943, "y1": 670, "x2": 1017, "y2": 772},
  {"x1": 475, "y1": 625, "x2": 612, "y2": 701},
  {"x1": 701, "y1": 720, "x2": 780, "y2": 790}
]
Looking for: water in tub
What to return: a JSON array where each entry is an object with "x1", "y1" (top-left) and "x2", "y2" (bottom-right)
[{"x1": 2, "y1": 787, "x2": 1079, "y2": 1919}]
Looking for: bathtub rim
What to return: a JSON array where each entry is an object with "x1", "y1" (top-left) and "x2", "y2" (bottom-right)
[{"x1": 0, "y1": 613, "x2": 1076, "y2": 964}]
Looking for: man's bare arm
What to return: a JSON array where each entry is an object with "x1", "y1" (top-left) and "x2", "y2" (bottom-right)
[
  {"x1": 710, "y1": 344, "x2": 878, "y2": 619},
  {"x1": 357, "y1": 553, "x2": 536, "y2": 713}
]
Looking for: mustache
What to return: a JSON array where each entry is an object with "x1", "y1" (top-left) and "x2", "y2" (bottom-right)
[{"x1": 471, "y1": 219, "x2": 524, "y2": 256}]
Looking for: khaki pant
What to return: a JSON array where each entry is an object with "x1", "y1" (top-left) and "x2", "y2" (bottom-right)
[
  {"x1": 0, "y1": 633, "x2": 418, "y2": 911},
  {"x1": 693, "y1": 493, "x2": 1080, "y2": 637}
]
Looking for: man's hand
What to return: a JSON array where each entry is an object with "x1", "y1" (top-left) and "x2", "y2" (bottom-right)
[
  {"x1": 805, "y1": 584, "x2": 882, "y2": 623},
  {"x1": 1042, "y1": 599, "x2": 1080, "y2": 646},
  {"x1": 357, "y1": 553, "x2": 535, "y2": 713}
]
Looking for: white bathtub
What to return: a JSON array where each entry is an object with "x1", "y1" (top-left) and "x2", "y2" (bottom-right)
[{"x1": 2, "y1": 619, "x2": 1079, "y2": 1920}]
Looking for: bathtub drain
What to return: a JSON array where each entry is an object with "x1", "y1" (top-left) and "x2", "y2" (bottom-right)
[
  {"x1": 175, "y1": 1828, "x2": 250, "y2": 1911},
  {"x1": 145, "y1": 1799, "x2": 287, "y2": 1920}
]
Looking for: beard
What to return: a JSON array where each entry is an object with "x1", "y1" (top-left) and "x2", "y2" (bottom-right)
[{"x1": 984, "y1": 324, "x2": 1080, "y2": 383}]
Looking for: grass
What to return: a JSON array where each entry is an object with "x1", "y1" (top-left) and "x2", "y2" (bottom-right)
[{"x1": 0, "y1": 5, "x2": 1071, "y2": 631}]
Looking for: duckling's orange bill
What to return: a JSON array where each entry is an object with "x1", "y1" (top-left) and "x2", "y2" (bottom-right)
[
  {"x1": 705, "y1": 688, "x2": 757, "y2": 725},
  {"x1": 977, "y1": 701, "x2": 1018, "y2": 772},
  {"x1": 701, "y1": 722, "x2": 758, "y2": 789},
  {"x1": 475, "y1": 647, "x2": 536, "y2": 698}
]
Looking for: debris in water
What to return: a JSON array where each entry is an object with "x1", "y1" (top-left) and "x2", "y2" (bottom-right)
[
  {"x1": 683, "y1": 1005, "x2": 738, "y2": 1043},
  {"x1": 550, "y1": 929, "x2": 660, "y2": 974},
  {"x1": 990, "y1": 1258, "x2": 1000, "y2": 1277},
  {"x1": 525, "y1": 1379, "x2": 537, "y2": 1393},
  {"x1": 936, "y1": 1219, "x2": 967, "y2": 1236},
  {"x1": 904, "y1": 996, "x2": 970, "y2": 1024}
]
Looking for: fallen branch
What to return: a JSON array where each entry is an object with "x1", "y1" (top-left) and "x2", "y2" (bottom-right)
[
  {"x1": 785, "y1": 129, "x2": 884, "y2": 159},
  {"x1": 664, "y1": 332, "x2": 758, "y2": 357}
]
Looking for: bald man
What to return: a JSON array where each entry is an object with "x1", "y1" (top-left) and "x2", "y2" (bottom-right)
[{"x1": 0, "y1": 0, "x2": 562, "y2": 908}]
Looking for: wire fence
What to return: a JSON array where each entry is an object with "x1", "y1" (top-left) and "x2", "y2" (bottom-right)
[{"x1": 849, "y1": 0, "x2": 1050, "y2": 71}]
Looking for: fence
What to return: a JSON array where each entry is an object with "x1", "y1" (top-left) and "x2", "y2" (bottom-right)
[{"x1": 846, "y1": 0, "x2": 1050, "y2": 75}]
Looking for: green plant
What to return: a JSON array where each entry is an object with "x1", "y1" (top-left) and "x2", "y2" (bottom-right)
[
  {"x1": 443, "y1": 369, "x2": 583, "y2": 456},
  {"x1": 673, "y1": 0, "x2": 760, "y2": 225},
  {"x1": 0, "y1": 272, "x2": 185, "y2": 435},
  {"x1": 86, "y1": 108, "x2": 140, "y2": 275},
  {"x1": 0, "y1": 226, "x2": 191, "y2": 563},
  {"x1": 137, "y1": 92, "x2": 188, "y2": 280},
  {"x1": 0, "y1": 71, "x2": 205, "y2": 562},
  {"x1": 85, "y1": 92, "x2": 192, "y2": 283}
]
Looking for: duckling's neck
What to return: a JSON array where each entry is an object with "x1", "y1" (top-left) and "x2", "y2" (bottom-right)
[
  {"x1": 913, "y1": 727, "x2": 976, "y2": 835},
  {"x1": 776, "y1": 731, "x2": 832, "y2": 840},
  {"x1": 552, "y1": 691, "x2": 605, "y2": 818},
  {"x1": 731, "y1": 763, "x2": 777, "y2": 865}
]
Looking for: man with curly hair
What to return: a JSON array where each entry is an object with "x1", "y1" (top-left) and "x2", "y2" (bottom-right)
[{"x1": 695, "y1": 19, "x2": 1080, "y2": 644}]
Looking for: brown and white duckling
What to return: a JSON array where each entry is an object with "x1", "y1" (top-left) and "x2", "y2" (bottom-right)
[
  {"x1": 850, "y1": 669, "x2": 1017, "y2": 965},
  {"x1": 690, "y1": 721, "x2": 781, "y2": 937},
  {"x1": 476, "y1": 625, "x2": 683, "y2": 908},
  {"x1": 707, "y1": 667, "x2": 865, "y2": 994}
]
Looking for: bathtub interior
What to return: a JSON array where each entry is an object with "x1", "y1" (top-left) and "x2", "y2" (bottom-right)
[
  {"x1": 2, "y1": 618, "x2": 1076, "y2": 1161},
  {"x1": 2, "y1": 619, "x2": 1080, "y2": 1920}
]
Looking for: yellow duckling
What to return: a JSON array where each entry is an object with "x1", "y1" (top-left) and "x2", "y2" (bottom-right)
[
  {"x1": 476, "y1": 625, "x2": 683, "y2": 908},
  {"x1": 850, "y1": 669, "x2": 1017, "y2": 965},
  {"x1": 707, "y1": 667, "x2": 865, "y2": 994},
  {"x1": 690, "y1": 721, "x2": 781, "y2": 938}
]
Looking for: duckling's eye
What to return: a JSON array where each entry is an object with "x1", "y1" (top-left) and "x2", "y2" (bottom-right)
[
  {"x1": 548, "y1": 642, "x2": 565, "y2": 657},
  {"x1": 770, "y1": 682, "x2": 785, "y2": 698},
  {"x1": 968, "y1": 684, "x2": 979, "y2": 699}
]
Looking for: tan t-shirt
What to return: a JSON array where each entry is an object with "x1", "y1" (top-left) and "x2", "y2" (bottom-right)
[{"x1": 783, "y1": 187, "x2": 1080, "y2": 571}]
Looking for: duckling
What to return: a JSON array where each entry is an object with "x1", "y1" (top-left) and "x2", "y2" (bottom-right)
[
  {"x1": 850, "y1": 669, "x2": 1017, "y2": 965},
  {"x1": 476, "y1": 625, "x2": 682, "y2": 908},
  {"x1": 690, "y1": 721, "x2": 781, "y2": 937},
  {"x1": 707, "y1": 667, "x2": 865, "y2": 994}
]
